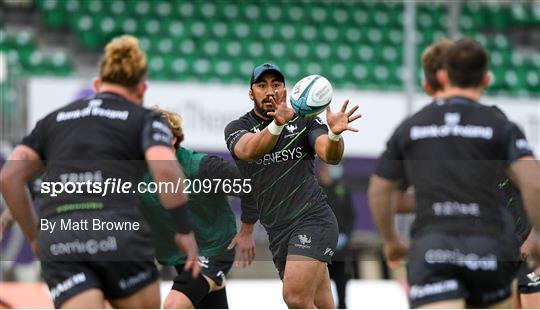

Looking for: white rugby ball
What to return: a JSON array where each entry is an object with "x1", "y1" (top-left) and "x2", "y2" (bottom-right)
[{"x1": 290, "y1": 75, "x2": 333, "y2": 117}]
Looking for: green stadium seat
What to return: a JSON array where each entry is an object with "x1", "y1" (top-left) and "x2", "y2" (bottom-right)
[
  {"x1": 84, "y1": 0, "x2": 103, "y2": 14},
  {"x1": 42, "y1": 0, "x2": 67, "y2": 29},
  {"x1": 189, "y1": 21, "x2": 207, "y2": 38},
  {"x1": 138, "y1": 36, "x2": 151, "y2": 52},
  {"x1": 153, "y1": 1, "x2": 172, "y2": 18},
  {"x1": 351, "y1": 9, "x2": 369, "y2": 26},
  {"x1": 51, "y1": 51, "x2": 72, "y2": 76},
  {"x1": 247, "y1": 41, "x2": 264, "y2": 58},
  {"x1": 381, "y1": 46, "x2": 399, "y2": 63},
  {"x1": 213, "y1": 59, "x2": 233, "y2": 79},
  {"x1": 108, "y1": 0, "x2": 125, "y2": 15},
  {"x1": 314, "y1": 42, "x2": 331, "y2": 60},
  {"x1": 269, "y1": 42, "x2": 286, "y2": 58},
  {"x1": 99, "y1": 17, "x2": 117, "y2": 41},
  {"x1": 279, "y1": 24, "x2": 296, "y2": 41},
  {"x1": 121, "y1": 17, "x2": 140, "y2": 34},
  {"x1": 64, "y1": 0, "x2": 81, "y2": 14},
  {"x1": 203, "y1": 40, "x2": 220, "y2": 57},
  {"x1": 343, "y1": 28, "x2": 361, "y2": 43},
  {"x1": 134, "y1": 1, "x2": 150, "y2": 16},
  {"x1": 284, "y1": 61, "x2": 300, "y2": 82},
  {"x1": 179, "y1": 38, "x2": 196, "y2": 56},
  {"x1": 332, "y1": 8, "x2": 349, "y2": 25},
  {"x1": 166, "y1": 20, "x2": 186, "y2": 39},
  {"x1": 210, "y1": 21, "x2": 228, "y2": 39},
  {"x1": 300, "y1": 25, "x2": 317, "y2": 42},
  {"x1": 302, "y1": 61, "x2": 322, "y2": 76},
  {"x1": 309, "y1": 6, "x2": 328, "y2": 23},
  {"x1": 171, "y1": 57, "x2": 189, "y2": 78},
  {"x1": 336, "y1": 45, "x2": 353, "y2": 61},
  {"x1": 287, "y1": 6, "x2": 305, "y2": 23},
  {"x1": 357, "y1": 45, "x2": 374, "y2": 62},
  {"x1": 221, "y1": 3, "x2": 240, "y2": 20},
  {"x1": 233, "y1": 22, "x2": 250, "y2": 39},
  {"x1": 193, "y1": 58, "x2": 212, "y2": 80},
  {"x1": 352, "y1": 63, "x2": 369, "y2": 81},
  {"x1": 199, "y1": 2, "x2": 217, "y2": 19},
  {"x1": 322, "y1": 26, "x2": 339, "y2": 41},
  {"x1": 366, "y1": 28, "x2": 383, "y2": 45},
  {"x1": 224, "y1": 40, "x2": 241, "y2": 58},
  {"x1": 525, "y1": 69, "x2": 539, "y2": 91},
  {"x1": 242, "y1": 4, "x2": 260, "y2": 21},
  {"x1": 177, "y1": 2, "x2": 195, "y2": 19},
  {"x1": 76, "y1": 15, "x2": 101, "y2": 49},
  {"x1": 157, "y1": 38, "x2": 174, "y2": 54}
]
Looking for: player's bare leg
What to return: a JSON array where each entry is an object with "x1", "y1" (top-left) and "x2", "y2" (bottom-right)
[
  {"x1": 520, "y1": 292, "x2": 540, "y2": 309},
  {"x1": 163, "y1": 290, "x2": 194, "y2": 309},
  {"x1": 418, "y1": 298, "x2": 464, "y2": 309},
  {"x1": 164, "y1": 274, "x2": 225, "y2": 309},
  {"x1": 60, "y1": 289, "x2": 106, "y2": 309},
  {"x1": 488, "y1": 297, "x2": 512, "y2": 309},
  {"x1": 282, "y1": 255, "x2": 331, "y2": 309},
  {"x1": 108, "y1": 280, "x2": 160, "y2": 308},
  {"x1": 314, "y1": 266, "x2": 335, "y2": 309}
]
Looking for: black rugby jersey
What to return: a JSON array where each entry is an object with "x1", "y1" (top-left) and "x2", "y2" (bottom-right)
[
  {"x1": 21, "y1": 92, "x2": 172, "y2": 218},
  {"x1": 375, "y1": 96, "x2": 534, "y2": 236},
  {"x1": 224, "y1": 109, "x2": 329, "y2": 230}
]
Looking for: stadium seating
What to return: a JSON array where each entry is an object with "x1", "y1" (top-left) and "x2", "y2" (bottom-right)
[{"x1": 19, "y1": 1, "x2": 540, "y2": 96}]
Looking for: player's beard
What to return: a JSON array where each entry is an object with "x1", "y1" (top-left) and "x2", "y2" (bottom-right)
[{"x1": 254, "y1": 98, "x2": 274, "y2": 119}]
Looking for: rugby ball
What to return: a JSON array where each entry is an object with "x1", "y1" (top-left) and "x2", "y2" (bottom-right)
[{"x1": 290, "y1": 75, "x2": 333, "y2": 117}]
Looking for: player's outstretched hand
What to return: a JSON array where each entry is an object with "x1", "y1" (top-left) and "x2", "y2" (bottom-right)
[
  {"x1": 383, "y1": 239, "x2": 409, "y2": 269},
  {"x1": 326, "y1": 99, "x2": 361, "y2": 135},
  {"x1": 175, "y1": 233, "x2": 201, "y2": 278},
  {"x1": 228, "y1": 225, "x2": 255, "y2": 268},
  {"x1": 267, "y1": 89, "x2": 294, "y2": 126}
]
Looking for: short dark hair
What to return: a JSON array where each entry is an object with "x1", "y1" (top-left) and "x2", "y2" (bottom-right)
[
  {"x1": 421, "y1": 39, "x2": 453, "y2": 92},
  {"x1": 444, "y1": 38, "x2": 488, "y2": 88}
]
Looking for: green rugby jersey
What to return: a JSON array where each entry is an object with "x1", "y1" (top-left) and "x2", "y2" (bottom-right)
[{"x1": 139, "y1": 147, "x2": 246, "y2": 265}]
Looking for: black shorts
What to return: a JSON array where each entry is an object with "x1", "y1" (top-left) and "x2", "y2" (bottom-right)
[
  {"x1": 39, "y1": 209, "x2": 158, "y2": 307},
  {"x1": 172, "y1": 249, "x2": 235, "y2": 304},
  {"x1": 516, "y1": 261, "x2": 540, "y2": 294},
  {"x1": 268, "y1": 204, "x2": 338, "y2": 279},
  {"x1": 407, "y1": 232, "x2": 518, "y2": 308}
]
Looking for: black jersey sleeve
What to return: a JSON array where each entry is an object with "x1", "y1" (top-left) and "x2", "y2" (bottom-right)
[
  {"x1": 141, "y1": 112, "x2": 173, "y2": 153},
  {"x1": 224, "y1": 120, "x2": 250, "y2": 158},
  {"x1": 307, "y1": 116, "x2": 328, "y2": 149},
  {"x1": 20, "y1": 118, "x2": 48, "y2": 159},
  {"x1": 198, "y1": 155, "x2": 259, "y2": 223},
  {"x1": 503, "y1": 121, "x2": 534, "y2": 165},
  {"x1": 374, "y1": 124, "x2": 406, "y2": 181}
]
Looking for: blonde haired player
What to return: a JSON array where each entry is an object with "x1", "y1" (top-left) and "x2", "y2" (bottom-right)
[{"x1": 0, "y1": 35, "x2": 197, "y2": 308}]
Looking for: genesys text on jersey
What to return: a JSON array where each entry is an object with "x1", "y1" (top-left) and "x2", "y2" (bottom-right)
[{"x1": 40, "y1": 178, "x2": 252, "y2": 197}]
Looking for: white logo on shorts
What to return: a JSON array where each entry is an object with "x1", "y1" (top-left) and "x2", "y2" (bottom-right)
[
  {"x1": 295, "y1": 234, "x2": 312, "y2": 249},
  {"x1": 526, "y1": 271, "x2": 540, "y2": 286},
  {"x1": 198, "y1": 256, "x2": 209, "y2": 269},
  {"x1": 324, "y1": 248, "x2": 334, "y2": 257}
]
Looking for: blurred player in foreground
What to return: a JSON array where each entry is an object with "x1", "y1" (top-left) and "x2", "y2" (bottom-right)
[
  {"x1": 395, "y1": 38, "x2": 540, "y2": 308},
  {"x1": 139, "y1": 108, "x2": 256, "y2": 309},
  {"x1": 0, "y1": 35, "x2": 197, "y2": 308},
  {"x1": 224, "y1": 63, "x2": 361, "y2": 308},
  {"x1": 369, "y1": 38, "x2": 540, "y2": 308}
]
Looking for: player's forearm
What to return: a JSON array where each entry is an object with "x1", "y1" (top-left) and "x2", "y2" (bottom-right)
[
  {"x1": 0, "y1": 179, "x2": 38, "y2": 242},
  {"x1": 368, "y1": 176, "x2": 399, "y2": 243},
  {"x1": 324, "y1": 137, "x2": 344, "y2": 164},
  {"x1": 236, "y1": 130, "x2": 280, "y2": 160}
]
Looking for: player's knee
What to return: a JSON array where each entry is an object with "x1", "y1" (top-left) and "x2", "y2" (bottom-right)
[
  {"x1": 283, "y1": 289, "x2": 311, "y2": 308},
  {"x1": 163, "y1": 292, "x2": 194, "y2": 309}
]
